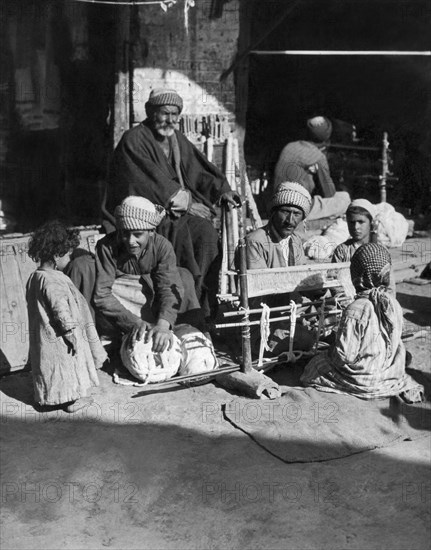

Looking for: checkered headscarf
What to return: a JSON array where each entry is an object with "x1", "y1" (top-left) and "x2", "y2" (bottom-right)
[
  {"x1": 351, "y1": 243, "x2": 395, "y2": 350},
  {"x1": 350, "y1": 243, "x2": 391, "y2": 290},
  {"x1": 115, "y1": 196, "x2": 165, "y2": 231}
]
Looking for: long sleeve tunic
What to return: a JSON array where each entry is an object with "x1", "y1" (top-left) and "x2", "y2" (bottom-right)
[
  {"x1": 93, "y1": 232, "x2": 184, "y2": 332},
  {"x1": 245, "y1": 225, "x2": 306, "y2": 269},
  {"x1": 26, "y1": 269, "x2": 106, "y2": 405}
]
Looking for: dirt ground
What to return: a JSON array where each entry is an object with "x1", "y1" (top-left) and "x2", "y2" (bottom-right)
[{"x1": 0, "y1": 280, "x2": 430, "y2": 550}]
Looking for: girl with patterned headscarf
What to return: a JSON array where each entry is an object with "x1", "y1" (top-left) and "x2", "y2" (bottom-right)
[{"x1": 301, "y1": 243, "x2": 423, "y2": 402}]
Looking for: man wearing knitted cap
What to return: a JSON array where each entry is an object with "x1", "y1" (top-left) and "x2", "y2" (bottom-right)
[
  {"x1": 90, "y1": 196, "x2": 204, "y2": 352},
  {"x1": 246, "y1": 181, "x2": 312, "y2": 270},
  {"x1": 105, "y1": 88, "x2": 240, "y2": 319},
  {"x1": 273, "y1": 116, "x2": 350, "y2": 221},
  {"x1": 244, "y1": 182, "x2": 315, "y2": 355}
]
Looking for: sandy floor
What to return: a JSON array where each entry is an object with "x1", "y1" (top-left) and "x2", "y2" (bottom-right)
[{"x1": 1, "y1": 281, "x2": 430, "y2": 550}]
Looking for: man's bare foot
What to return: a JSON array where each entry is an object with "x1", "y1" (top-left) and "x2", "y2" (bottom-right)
[{"x1": 64, "y1": 396, "x2": 94, "y2": 413}]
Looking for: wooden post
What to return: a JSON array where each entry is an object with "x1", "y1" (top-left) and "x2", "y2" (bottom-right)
[
  {"x1": 219, "y1": 206, "x2": 229, "y2": 295},
  {"x1": 206, "y1": 136, "x2": 214, "y2": 163},
  {"x1": 379, "y1": 132, "x2": 389, "y2": 203},
  {"x1": 238, "y1": 175, "x2": 252, "y2": 374},
  {"x1": 113, "y1": 7, "x2": 131, "y2": 148}
]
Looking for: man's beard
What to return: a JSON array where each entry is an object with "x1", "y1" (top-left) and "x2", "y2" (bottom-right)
[{"x1": 153, "y1": 123, "x2": 176, "y2": 137}]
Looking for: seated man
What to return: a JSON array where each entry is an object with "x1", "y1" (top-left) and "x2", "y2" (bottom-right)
[
  {"x1": 105, "y1": 88, "x2": 240, "y2": 319},
  {"x1": 68, "y1": 196, "x2": 204, "y2": 353},
  {"x1": 245, "y1": 181, "x2": 315, "y2": 355},
  {"x1": 274, "y1": 116, "x2": 350, "y2": 221}
]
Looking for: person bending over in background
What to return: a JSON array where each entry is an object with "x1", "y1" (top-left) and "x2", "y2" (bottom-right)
[{"x1": 274, "y1": 116, "x2": 350, "y2": 221}]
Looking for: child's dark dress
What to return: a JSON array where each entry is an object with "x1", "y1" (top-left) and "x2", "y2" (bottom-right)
[{"x1": 26, "y1": 268, "x2": 107, "y2": 405}]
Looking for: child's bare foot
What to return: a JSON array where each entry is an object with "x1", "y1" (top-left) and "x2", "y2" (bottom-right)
[{"x1": 64, "y1": 396, "x2": 94, "y2": 413}]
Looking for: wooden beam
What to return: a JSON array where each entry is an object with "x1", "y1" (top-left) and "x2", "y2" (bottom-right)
[
  {"x1": 251, "y1": 50, "x2": 431, "y2": 56},
  {"x1": 220, "y1": 0, "x2": 302, "y2": 81}
]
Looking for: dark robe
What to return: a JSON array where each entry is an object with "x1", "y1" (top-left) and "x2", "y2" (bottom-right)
[{"x1": 105, "y1": 121, "x2": 232, "y2": 316}]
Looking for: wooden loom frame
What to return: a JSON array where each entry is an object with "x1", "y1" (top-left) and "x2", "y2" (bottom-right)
[
  {"x1": 135, "y1": 143, "x2": 354, "y2": 390},
  {"x1": 214, "y1": 173, "x2": 354, "y2": 375}
]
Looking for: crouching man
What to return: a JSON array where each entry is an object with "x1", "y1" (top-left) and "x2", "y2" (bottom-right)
[{"x1": 68, "y1": 196, "x2": 204, "y2": 353}]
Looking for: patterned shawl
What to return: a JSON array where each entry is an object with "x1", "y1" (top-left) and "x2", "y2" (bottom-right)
[{"x1": 350, "y1": 243, "x2": 395, "y2": 354}]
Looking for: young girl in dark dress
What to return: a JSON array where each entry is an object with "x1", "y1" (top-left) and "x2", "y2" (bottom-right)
[{"x1": 26, "y1": 221, "x2": 107, "y2": 412}]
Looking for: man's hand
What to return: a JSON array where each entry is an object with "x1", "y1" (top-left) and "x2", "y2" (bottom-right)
[
  {"x1": 188, "y1": 202, "x2": 213, "y2": 220},
  {"x1": 145, "y1": 319, "x2": 173, "y2": 353},
  {"x1": 131, "y1": 320, "x2": 150, "y2": 344},
  {"x1": 218, "y1": 191, "x2": 242, "y2": 209},
  {"x1": 63, "y1": 331, "x2": 77, "y2": 356}
]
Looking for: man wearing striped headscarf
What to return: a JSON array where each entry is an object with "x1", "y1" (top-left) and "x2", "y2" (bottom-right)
[
  {"x1": 93, "y1": 196, "x2": 204, "y2": 352},
  {"x1": 301, "y1": 243, "x2": 423, "y2": 402}
]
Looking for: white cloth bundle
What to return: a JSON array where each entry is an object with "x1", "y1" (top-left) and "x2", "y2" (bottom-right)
[
  {"x1": 374, "y1": 202, "x2": 409, "y2": 247},
  {"x1": 304, "y1": 235, "x2": 335, "y2": 261},
  {"x1": 175, "y1": 324, "x2": 218, "y2": 376},
  {"x1": 120, "y1": 330, "x2": 182, "y2": 384}
]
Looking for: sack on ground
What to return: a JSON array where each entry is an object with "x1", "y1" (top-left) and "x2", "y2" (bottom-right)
[
  {"x1": 374, "y1": 202, "x2": 409, "y2": 247},
  {"x1": 120, "y1": 329, "x2": 182, "y2": 383},
  {"x1": 174, "y1": 324, "x2": 218, "y2": 376}
]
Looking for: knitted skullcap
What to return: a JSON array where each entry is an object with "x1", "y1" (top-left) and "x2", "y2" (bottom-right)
[
  {"x1": 115, "y1": 196, "x2": 165, "y2": 231},
  {"x1": 347, "y1": 199, "x2": 376, "y2": 220},
  {"x1": 146, "y1": 88, "x2": 183, "y2": 113},
  {"x1": 307, "y1": 116, "x2": 333, "y2": 143},
  {"x1": 271, "y1": 181, "x2": 313, "y2": 218},
  {"x1": 350, "y1": 243, "x2": 391, "y2": 290}
]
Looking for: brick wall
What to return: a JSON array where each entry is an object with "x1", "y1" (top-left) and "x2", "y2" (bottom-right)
[{"x1": 130, "y1": 1, "x2": 240, "y2": 122}]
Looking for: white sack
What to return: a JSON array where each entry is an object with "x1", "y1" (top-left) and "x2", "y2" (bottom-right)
[
  {"x1": 374, "y1": 202, "x2": 409, "y2": 247},
  {"x1": 120, "y1": 330, "x2": 182, "y2": 384},
  {"x1": 175, "y1": 324, "x2": 218, "y2": 376}
]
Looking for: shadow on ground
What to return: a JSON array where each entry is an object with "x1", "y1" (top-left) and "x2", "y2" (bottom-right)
[
  {"x1": 1, "y1": 368, "x2": 430, "y2": 550},
  {"x1": 396, "y1": 291, "x2": 431, "y2": 326}
]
